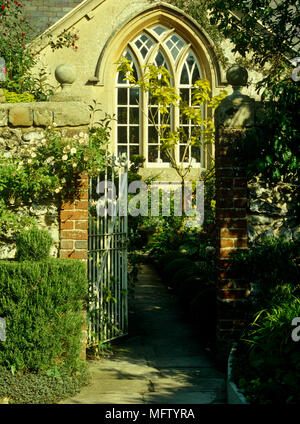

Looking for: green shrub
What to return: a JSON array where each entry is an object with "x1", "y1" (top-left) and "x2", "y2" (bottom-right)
[
  {"x1": 163, "y1": 258, "x2": 195, "y2": 280},
  {"x1": 15, "y1": 228, "x2": 53, "y2": 261},
  {"x1": 229, "y1": 236, "x2": 300, "y2": 311},
  {"x1": 0, "y1": 259, "x2": 87, "y2": 374},
  {"x1": 157, "y1": 251, "x2": 183, "y2": 270},
  {"x1": 171, "y1": 266, "x2": 200, "y2": 290},
  {"x1": 4, "y1": 90, "x2": 36, "y2": 103},
  {"x1": 177, "y1": 275, "x2": 205, "y2": 305},
  {"x1": 0, "y1": 365, "x2": 90, "y2": 404},
  {"x1": 232, "y1": 297, "x2": 300, "y2": 404}
]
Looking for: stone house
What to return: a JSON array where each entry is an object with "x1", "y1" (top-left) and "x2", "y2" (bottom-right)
[
  {"x1": 25, "y1": 0, "x2": 256, "y2": 181},
  {"x1": 0, "y1": 1, "x2": 298, "y2": 348}
]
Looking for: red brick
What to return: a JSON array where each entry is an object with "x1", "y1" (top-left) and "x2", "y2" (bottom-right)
[
  {"x1": 219, "y1": 248, "x2": 236, "y2": 258},
  {"x1": 75, "y1": 220, "x2": 89, "y2": 230},
  {"x1": 217, "y1": 209, "x2": 246, "y2": 218},
  {"x1": 217, "y1": 218, "x2": 247, "y2": 229},
  {"x1": 217, "y1": 259, "x2": 230, "y2": 270},
  {"x1": 220, "y1": 229, "x2": 247, "y2": 237},
  {"x1": 217, "y1": 198, "x2": 233, "y2": 208},
  {"x1": 219, "y1": 178, "x2": 233, "y2": 188},
  {"x1": 61, "y1": 201, "x2": 75, "y2": 210},
  {"x1": 234, "y1": 238, "x2": 248, "y2": 248},
  {"x1": 216, "y1": 189, "x2": 233, "y2": 199},
  {"x1": 60, "y1": 210, "x2": 88, "y2": 221},
  {"x1": 78, "y1": 189, "x2": 89, "y2": 200},
  {"x1": 60, "y1": 250, "x2": 88, "y2": 259},
  {"x1": 215, "y1": 156, "x2": 234, "y2": 167},
  {"x1": 233, "y1": 198, "x2": 247, "y2": 208},
  {"x1": 79, "y1": 179, "x2": 89, "y2": 189},
  {"x1": 60, "y1": 240, "x2": 74, "y2": 249},
  {"x1": 220, "y1": 239, "x2": 234, "y2": 248},
  {"x1": 217, "y1": 289, "x2": 249, "y2": 300},
  {"x1": 234, "y1": 178, "x2": 247, "y2": 187},
  {"x1": 60, "y1": 220, "x2": 74, "y2": 230},
  {"x1": 80, "y1": 172, "x2": 89, "y2": 180},
  {"x1": 75, "y1": 240, "x2": 88, "y2": 249},
  {"x1": 74, "y1": 200, "x2": 88, "y2": 210},
  {"x1": 233, "y1": 189, "x2": 247, "y2": 198},
  {"x1": 216, "y1": 168, "x2": 235, "y2": 178},
  {"x1": 219, "y1": 246, "x2": 247, "y2": 258},
  {"x1": 61, "y1": 230, "x2": 88, "y2": 240}
]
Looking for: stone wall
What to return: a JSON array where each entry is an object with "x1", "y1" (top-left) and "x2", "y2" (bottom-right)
[
  {"x1": 248, "y1": 179, "x2": 299, "y2": 244},
  {"x1": 24, "y1": 0, "x2": 84, "y2": 35},
  {"x1": 0, "y1": 101, "x2": 90, "y2": 261},
  {"x1": 214, "y1": 65, "x2": 299, "y2": 358}
]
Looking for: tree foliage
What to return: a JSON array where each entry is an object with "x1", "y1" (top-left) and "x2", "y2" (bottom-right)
[
  {"x1": 117, "y1": 57, "x2": 226, "y2": 183},
  {"x1": 209, "y1": 0, "x2": 299, "y2": 189}
]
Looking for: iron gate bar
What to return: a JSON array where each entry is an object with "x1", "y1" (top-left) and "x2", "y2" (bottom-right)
[{"x1": 88, "y1": 156, "x2": 128, "y2": 345}]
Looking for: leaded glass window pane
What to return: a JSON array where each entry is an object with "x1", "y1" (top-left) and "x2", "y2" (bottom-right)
[
  {"x1": 134, "y1": 33, "x2": 154, "y2": 59},
  {"x1": 164, "y1": 33, "x2": 186, "y2": 61},
  {"x1": 117, "y1": 31, "x2": 204, "y2": 166},
  {"x1": 152, "y1": 25, "x2": 167, "y2": 36},
  {"x1": 178, "y1": 51, "x2": 202, "y2": 164},
  {"x1": 117, "y1": 50, "x2": 141, "y2": 161}
]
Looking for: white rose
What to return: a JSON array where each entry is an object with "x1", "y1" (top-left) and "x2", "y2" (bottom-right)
[
  {"x1": 70, "y1": 147, "x2": 77, "y2": 154},
  {"x1": 62, "y1": 155, "x2": 68, "y2": 161}
]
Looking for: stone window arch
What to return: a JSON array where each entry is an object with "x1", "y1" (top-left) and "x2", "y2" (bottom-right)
[
  {"x1": 116, "y1": 24, "x2": 204, "y2": 166},
  {"x1": 92, "y1": 5, "x2": 226, "y2": 173}
]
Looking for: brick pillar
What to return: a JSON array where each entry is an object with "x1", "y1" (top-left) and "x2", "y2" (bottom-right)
[
  {"x1": 59, "y1": 173, "x2": 89, "y2": 260},
  {"x1": 214, "y1": 65, "x2": 255, "y2": 359},
  {"x1": 59, "y1": 171, "x2": 89, "y2": 359}
]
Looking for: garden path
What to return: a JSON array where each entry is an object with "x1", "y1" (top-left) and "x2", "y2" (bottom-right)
[{"x1": 61, "y1": 263, "x2": 226, "y2": 404}]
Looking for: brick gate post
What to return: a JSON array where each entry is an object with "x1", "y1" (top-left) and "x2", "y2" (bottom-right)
[{"x1": 214, "y1": 65, "x2": 255, "y2": 359}]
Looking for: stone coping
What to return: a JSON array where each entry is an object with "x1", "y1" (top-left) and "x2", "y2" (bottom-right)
[
  {"x1": 227, "y1": 344, "x2": 249, "y2": 404},
  {"x1": 0, "y1": 101, "x2": 90, "y2": 128}
]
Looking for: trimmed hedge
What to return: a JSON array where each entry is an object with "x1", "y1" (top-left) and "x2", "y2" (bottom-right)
[
  {"x1": 172, "y1": 266, "x2": 199, "y2": 290},
  {"x1": 157, "y1": 251, "x2": 183, "y2": 270},
  {"x1": 0, "y1": 259, "x2": 88, "y2": 374},
  {"x1": 163, "y1": 258, "x2": 195, "y2": 280},
  {"x1": 16, "y1": 228, "x2": 53, "y2": 261},
  {"x1": 0, "y1": 365, "x2": 90, "y2": 404}
]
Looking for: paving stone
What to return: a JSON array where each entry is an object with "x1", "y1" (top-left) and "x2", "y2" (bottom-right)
[
  {"x1": 60, "y1": 263, "x2": 226, "y2": 404},
  {"x1": 143, "y1": 391, "x2": 223, "y2": 404}
]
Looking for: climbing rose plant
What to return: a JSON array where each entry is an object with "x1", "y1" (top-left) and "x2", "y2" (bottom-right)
[
  {"x1": 0, "y1": 125, "x2": 110, "y2": 206},
  {"x1": 0, "y1": 0, "x2": 79, "y2": 99},
  {"x1": 0, "y1": 0, "x2": 36, "y2": 93}
]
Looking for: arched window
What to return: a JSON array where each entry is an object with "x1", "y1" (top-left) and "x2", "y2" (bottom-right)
[
  {"x1": 116, "y1": 24, "x2": 203, "y2": 166},
  {"x1": 116, "y1": 50, "x2": 141, "y2": 160}
]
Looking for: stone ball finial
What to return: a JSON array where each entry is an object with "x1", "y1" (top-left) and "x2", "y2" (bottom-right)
[
  {"x1": 226, "y1": 64, "x2": 248, "y2": 88},
  {"x1": 55, "y1": 64, "x2": 76, "y2": 90}
]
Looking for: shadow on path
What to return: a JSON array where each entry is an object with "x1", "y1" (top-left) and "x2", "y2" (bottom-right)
[{"x1": 61, "y1": 264, "x2": 226, "y2": 404}]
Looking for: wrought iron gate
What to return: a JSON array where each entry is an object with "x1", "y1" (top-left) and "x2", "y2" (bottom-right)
[{"x1": 88, "y1": 156, "x2": 128, "y2": 345}]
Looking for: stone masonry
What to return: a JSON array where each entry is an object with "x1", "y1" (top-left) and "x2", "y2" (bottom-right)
[
  {"x1": 214, "y1": 66, "x2": 254, "y2": 355},
  {"x1": 0, "y1": 101, "x2": 90, "y2": 263},
  {"x1": 24, "y1": 0, "x2": 85, "y2": 35}
]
